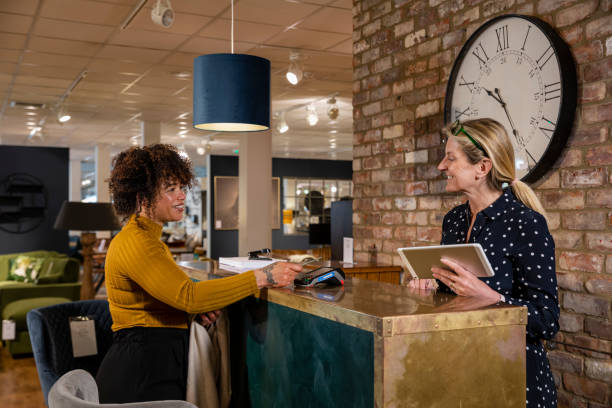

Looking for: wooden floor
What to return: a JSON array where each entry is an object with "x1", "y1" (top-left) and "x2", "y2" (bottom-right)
[{"x1": 0, "y1": 345, "x2": 46, "y2": 407}]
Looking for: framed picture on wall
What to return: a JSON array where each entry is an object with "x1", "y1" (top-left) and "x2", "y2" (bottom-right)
[
  {"x1": 213, "y1": 176, "x2": 239, "y2": 230},
  {"x1": 213, "y1": 176, "x2": 281, "y2": 230}
]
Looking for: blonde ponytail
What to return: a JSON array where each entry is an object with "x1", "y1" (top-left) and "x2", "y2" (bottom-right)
[{"x1": 510, "y1": 180, "x2": 548, "y2": 223}]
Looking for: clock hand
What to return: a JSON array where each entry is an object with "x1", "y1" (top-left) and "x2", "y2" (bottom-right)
[
  {"x1": 482, "y1": 87, "x2": 503, "y2": 105},
  {"x1": 494, "y1": 88, "x2": 524, "y2": 146}
]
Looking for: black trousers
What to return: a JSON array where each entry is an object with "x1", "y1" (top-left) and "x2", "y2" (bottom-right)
[{"x1": 95, "y1": 327, "x2": 189, "y2": 403}]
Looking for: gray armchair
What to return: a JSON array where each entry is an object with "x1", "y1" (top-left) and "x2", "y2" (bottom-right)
[{"x1": 49, "y1": 369, "x2": 197, "y2": 408}]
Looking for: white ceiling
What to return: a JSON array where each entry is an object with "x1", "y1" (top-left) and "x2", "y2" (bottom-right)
[{"x1": 0, "y1": 0, "x2": 354, "y2": 165}]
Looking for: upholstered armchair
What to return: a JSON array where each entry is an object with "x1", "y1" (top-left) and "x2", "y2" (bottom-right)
[{"x1": 27, "y1": 299, "x2": 113, "y2": 405}]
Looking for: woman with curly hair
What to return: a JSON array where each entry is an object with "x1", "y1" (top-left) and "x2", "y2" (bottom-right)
[{"x1": 95, "y1": 144, "x2": 301, "y2": 403}]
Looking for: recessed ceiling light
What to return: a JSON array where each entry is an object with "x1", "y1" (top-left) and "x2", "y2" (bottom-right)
[
  {"x1": 25, "y1": 112, "x2": 36, "y2": 116},
  {"x1": 329, "y1": 130, "x2": 337, "y2": 134}
]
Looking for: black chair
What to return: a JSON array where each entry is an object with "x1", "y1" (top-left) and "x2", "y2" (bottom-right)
[{"x1": 27, "y1": 299, "x2": 113, "y2": 406}]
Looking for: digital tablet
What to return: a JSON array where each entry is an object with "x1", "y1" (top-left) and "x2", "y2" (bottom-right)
[{"x1": 397, "y1": 243, "x2": 494, "y2": 279}]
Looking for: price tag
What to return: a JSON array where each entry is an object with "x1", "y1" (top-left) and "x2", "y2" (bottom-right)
[
  {"x1": 2, "y1": 320, "x2": 16, "y2": 341},
  {"x1": 343, "y1": 237, "x2": 354, "y2": 264},
  {"x1": 69, "y1": 317, "x2": 98, "y2": 358}
]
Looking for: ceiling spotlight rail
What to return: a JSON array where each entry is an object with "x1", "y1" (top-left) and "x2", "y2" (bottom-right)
[
  {"x1": 273, "y1": 91, "x2": 339, "y2": 133},
  {"x1": 275, "y1": 91, "x2": 339, "y2": 117},
  {"x1": 120, "y1": 0, "x2": 148, "y2": 30}
]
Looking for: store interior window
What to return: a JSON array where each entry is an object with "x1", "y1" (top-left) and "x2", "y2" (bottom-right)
[
  {"x1": 81, "y1": 160, "x2": 95, "y2": 202},
  {"x1": 282, "y1": 178, "x2": 352, "y2": 235}
]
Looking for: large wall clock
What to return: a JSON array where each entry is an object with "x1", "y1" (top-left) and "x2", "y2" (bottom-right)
[{"x1": 444, "y1": 14, "x2": 577, "y2": 183}]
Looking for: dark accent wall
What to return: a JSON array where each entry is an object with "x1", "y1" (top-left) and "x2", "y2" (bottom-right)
[
  {"x1": 0, "y1": 145, "x2": 69, "y2": 255},
  {"x1": 209, "y1": 155, "x2": 239, "y2": 260},
  {"x1": 209, "y1": 155, "x2": 352, "y2": 259}
]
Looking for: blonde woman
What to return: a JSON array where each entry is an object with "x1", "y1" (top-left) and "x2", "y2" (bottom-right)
[{"x1": 410, "y1": 118, "x2": 559, "y2": 408}]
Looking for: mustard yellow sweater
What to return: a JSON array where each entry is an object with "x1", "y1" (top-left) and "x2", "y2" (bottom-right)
[{"x1": 105, "y1": 215, "x2": 259, "y2": 331}]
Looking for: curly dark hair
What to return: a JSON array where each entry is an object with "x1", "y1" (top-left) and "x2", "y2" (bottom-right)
[{"x1": 109, "y1": 144, "x2": 194, "y2": 221}]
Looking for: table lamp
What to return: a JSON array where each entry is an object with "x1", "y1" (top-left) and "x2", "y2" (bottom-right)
[{"x1": 54, "y1": 201, "x2": 121, "y2": 299}]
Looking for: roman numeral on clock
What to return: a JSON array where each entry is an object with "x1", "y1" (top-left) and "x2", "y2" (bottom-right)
[
  {"x1": 496, "y1": 25, "x2": 509, "y2": 52},
  {"x1": 543, "y1": 81, "x2": 561, "y2": 101},
  {"x1": 526, "y1": 150, "x2": 537, "y2": 170},
  {"x1": 472, "y1": 42, "x2": 489, "y2": 67},
  {"x1": 458, "y1": 75, "x2": 475, "y2": 92},
  {"x1": 539, "y1": 117, "x2": 556, "y2": 139},
  {"x1": 521, "y1": 25, "x2": 531, "y2": 51},
  {"x1": 536, "y1": 45, "x2": 555, "y2": 70},
  {"x1": 455, "y1": 106, "x2": 470, "y2": 119}
]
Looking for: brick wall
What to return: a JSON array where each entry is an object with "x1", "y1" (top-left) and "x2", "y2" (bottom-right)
[{"x1": 352, "y1": 0, "x2": 611, "y2": 406}]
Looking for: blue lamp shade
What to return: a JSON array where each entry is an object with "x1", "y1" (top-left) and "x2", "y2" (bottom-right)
[{"x1": 193, "y1": 54, "x2": 270, "y2": 132}]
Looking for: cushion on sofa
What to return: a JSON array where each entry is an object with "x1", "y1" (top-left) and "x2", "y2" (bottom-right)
[
  {"x1": 0, "y1": 251, "x2": 66, "y2": 281},
  {"x1": 37, "y1": 257, "x2": 78, "y2": 284},
  {"x1": 8, "y1": 255, "x2": 44, "y2": 283}
]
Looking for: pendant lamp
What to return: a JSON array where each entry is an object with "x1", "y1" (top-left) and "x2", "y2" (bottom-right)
[
  {"x1": 193, "y1": 54, "x2": 270, "y2": 131},
  {"x1": 192, "y1": 0, "x2": 270, "y2": 132}
]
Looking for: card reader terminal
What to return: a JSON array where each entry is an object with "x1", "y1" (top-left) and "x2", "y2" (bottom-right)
[{"x1": 294, "y1": 266, "x2": 345, "y2": 287}]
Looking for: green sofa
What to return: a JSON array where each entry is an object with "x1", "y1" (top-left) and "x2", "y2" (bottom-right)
[{"x1": 0, "y1": 251, "x2": 81, "y2": 355}]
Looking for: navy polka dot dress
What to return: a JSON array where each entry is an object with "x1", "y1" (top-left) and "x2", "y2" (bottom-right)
[{"x1": 440, "y1": 188, "x2": 560, "y2": 408}]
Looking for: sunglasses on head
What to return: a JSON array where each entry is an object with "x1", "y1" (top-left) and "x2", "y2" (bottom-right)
[{"x1": 450, "y1": 120, "x2": 487, "y2": 156}]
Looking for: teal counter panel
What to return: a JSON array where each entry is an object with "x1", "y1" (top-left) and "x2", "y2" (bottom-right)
[{"x1": 246, "y1": 302, "x2": 374, "y2": 408}]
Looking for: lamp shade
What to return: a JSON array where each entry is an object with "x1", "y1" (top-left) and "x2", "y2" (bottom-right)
[
  {"x1": 193, "y1": 53, "x2": 270, "y2": 132},
  {"x1": 54, "y1": 201, "x2": 121, "y2": 231}
]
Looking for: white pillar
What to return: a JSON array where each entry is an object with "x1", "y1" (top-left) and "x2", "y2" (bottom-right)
[
  {"x1": 141, "y1": 120, "x2": 161, "y2": 146},
  {"x1": 238, "y1": 131, "x2": 272, "y2": 256},
  {"x1": 69, "y1": 158, "x2": 81, "y2": 202},
  {"x1": 95, "y1": 144, "x2": 111, "y2": 203}
]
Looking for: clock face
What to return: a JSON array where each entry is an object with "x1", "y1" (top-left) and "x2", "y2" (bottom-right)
[{"x1": 445, "y1": 15, "x2": 576, "y2": 183}]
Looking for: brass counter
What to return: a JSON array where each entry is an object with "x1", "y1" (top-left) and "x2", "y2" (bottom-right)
[{"x1": 181, "y1": 261, "x2": 527, "y2": 407}]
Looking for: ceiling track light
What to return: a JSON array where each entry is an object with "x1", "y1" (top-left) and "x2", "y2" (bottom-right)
[
  {"x1": 327, "y1": 96, "x2": 339, "y2": 121},
  {"x1": 151, "y1": 0, "x2": 174, "y2": 28},
  {"x1": 53, "y1": 69, "x2": 87, "y2": 124},
  {"x1": 277, "y1": 112, "x2": 289, "y2": 134},
  {"x1": 273, "y1": 91, "x2": 339, "y2": 132},
  {"x1": 57, "y1": 106, "x2": 71, "y2": 123},
  {"x1": 306, "y1": 104, "x2": 318, "y2": 126},
  {"x1": 286, "y1": 51, "x2": 303, "y2": 85}
]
